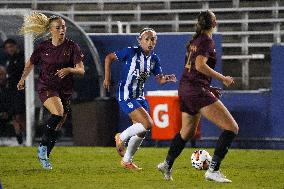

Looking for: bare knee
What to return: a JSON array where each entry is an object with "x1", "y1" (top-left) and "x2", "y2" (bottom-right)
[
  {"x1": 180, "y1": 125, "x2": 196, "y2": 141},
  {"x1": 228, "y1": 122, "x2": 239, "y2": 135},
  {"x1": 180, "y1": 130, "x2": 190, "y2": 141},
  {"x1": 233, "y1": 123, "x2": 239, "y2": 135},
  {"x1": 55, "y1": 105, "x2": 64, "y2": 116},
  {"x1": 50, "y1": 106, "x2": 64, "y2": 116},
  {"x1": 141, "y1": 118, "x2": 153, "y2": 130},
  {"x1": 54, "y1": 111, "x2": 64, "y2": 117}
]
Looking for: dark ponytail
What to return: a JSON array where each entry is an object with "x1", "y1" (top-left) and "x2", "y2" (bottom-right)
[
  {"x1": 189, "y1": 10, "x2": 215, "y2": 45},
  {"x1": 191, "y1": 23, "x2": 202, "y2": 42}
]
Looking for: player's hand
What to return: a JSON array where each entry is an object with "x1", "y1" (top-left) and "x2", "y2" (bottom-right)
[
  {"x1": 17, "y1": 79, "x2": 25, "y2": 90},
  {"x1": 209, "y1": 86, "x2": 222, "y2": 99},
  {"x1": 156, "y1": 74, "x2": 177, "y2": 84},
  {"x1": 55, "y1": 68, "x2": 71, "y2": 79},
  {"x1": 103, "y1": 79, "x2": 111, "y2": 92},
  {"x1": 164, "y1": 74, "x2": 177, "y2": 83},
  {"x1": 223, "y1": 76, "x2": 234, "y2": 87}
]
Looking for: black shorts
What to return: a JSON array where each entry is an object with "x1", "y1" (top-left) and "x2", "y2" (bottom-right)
[{"x1": 9, "y1": 90, "x2": 25, "y2": 115}]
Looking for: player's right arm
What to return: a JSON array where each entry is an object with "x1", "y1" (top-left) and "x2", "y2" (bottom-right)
[
  {"x1": 103, "y1": 53, "x2": 117, "y2": 91},
  {"x1": 18, "y1": 44, "x2": 42, "y2": 90},
  {"x1": 195, "y1": 55, "x2": 234, "y2": 87},
  {"x1": 17, "y1": 59, "x2": 34, "y2": 90},
  {"x1": 103, "y1": 47, "x2": 132, "y2": 91}
]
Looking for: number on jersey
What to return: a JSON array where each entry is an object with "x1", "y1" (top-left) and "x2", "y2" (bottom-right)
[{"x1": 185, "y1": 45, "x2": 197, "y2": 72}]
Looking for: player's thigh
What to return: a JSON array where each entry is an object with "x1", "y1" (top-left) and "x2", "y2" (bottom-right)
[
  {"x1": 43, "y1": 96, "x2": 64, "y2": 116},
  {"x1": 180, "y1": 112, "x2": 201, "y2": 140},
  {"x1": 129, "y1": 107, "x2": 153, "y2": 129},
  {"x1": 200, "y1": 100, "x2": 238, "y2": 134}
]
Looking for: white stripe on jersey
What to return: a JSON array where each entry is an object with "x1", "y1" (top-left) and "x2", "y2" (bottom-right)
[
  {"x1": 133, "y1": 53, "x2": 144, "y2": 98},
  {"x1": 146, "y1": 56, "x2": 151, "y2": 74},
  {"x1": 139, "y1": 53, "x2": 144, "y2": 72},
  {"x1": 123, "y1": 54, "x2": 137, "y2": 100},
  {"x1": 138, "y1": 56, "x2": 151, "y2": 96},
  {"x1": 118, "y1": 83, "x2": 122, "y2": 101},
  {"x1": 132, "y1": 79, "x2": 138, "y2": 98}
]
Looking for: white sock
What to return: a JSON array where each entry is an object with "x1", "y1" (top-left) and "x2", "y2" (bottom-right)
[
  {"x1": 123, "y1": 135, "x2": 144, "y2": 163},
  {"x1": 119, "y1": 123, "x2": 146, "y2": 142}
]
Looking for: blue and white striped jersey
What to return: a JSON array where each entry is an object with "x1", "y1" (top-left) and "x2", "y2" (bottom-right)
[{"x1": 115, "y1": 46, "x2": 163, "y2": 101}]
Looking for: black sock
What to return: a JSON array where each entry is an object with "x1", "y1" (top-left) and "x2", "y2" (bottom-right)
[
  {"x1": 47, "y1": 130, "x2": 60, "y2": 158},
  {"x1": 166, "y1": 133, "x2": 187, "y2": 169},
  {"x1": 16, "y1": 133, "x2": 23, "y2": 144},
  {"x1": 40, "y1": 114, "x2": 62, "y2": 146},
  {"x1": 210, "y1": 130, "x2": 236, "y2": 171}
]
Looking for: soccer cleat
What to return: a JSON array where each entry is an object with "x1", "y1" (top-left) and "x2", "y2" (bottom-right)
[
  {"x1": 120, "y1": 160, "x2": 142, "y2": 170},
  {"x1": 115, "y1": 133, "x2": 125, "y2": 157},
  {"x1": 37, "y1": 145, "x2": 52, "y2": 170},
  {"x1": 157, "y1": 161, "x2": 173, "y2": 181},
  {"x1": 205, "y1": 169, "x2": 232, "y2": 183}
]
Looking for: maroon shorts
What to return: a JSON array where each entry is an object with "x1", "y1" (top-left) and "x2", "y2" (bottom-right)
[
  {"x1": 179, "y1": 85, "x2": 218, "y2": 115},
  {"x1": 38, "y1": 88, "x2": 72, "y2": 114}
]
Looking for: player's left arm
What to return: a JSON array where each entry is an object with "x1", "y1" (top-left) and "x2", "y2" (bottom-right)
[
  {"x1": 152, "y1": 56, "x2": 177, "y2": 85},
  {"x1": 70, "y1": 61, "x2": 85, "y2": 75},
  {"x1": 56, "y1": 43, "x2": 85, "y2": 79},
  {"x1": 55, "y1": 62, "x2": 85, "y2": 79}
]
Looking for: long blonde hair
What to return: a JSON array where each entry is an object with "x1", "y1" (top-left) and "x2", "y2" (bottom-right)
[{"x1": 20, "y1": 12, "x2": 61, "y2": 37}]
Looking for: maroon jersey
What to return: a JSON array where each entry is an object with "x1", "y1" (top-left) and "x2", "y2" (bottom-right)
[
  {"x1": 180, "y1": 34, "x2": 216, "y2": 88},
  {"x1": 178, "y1": 34, "x2": 218, "y2": 115},
  {"x1": 30, "y1": 38, "x2": 83, "y2": 92}
]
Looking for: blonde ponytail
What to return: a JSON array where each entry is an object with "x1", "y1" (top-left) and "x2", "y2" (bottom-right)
[{"x1": 20, "y1": 12, "x2": 50, "y2": 37}]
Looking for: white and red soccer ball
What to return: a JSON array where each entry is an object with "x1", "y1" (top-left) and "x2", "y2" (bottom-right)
[{"x1": 190, "y1": 150, "x2": 212, "y2": 170}]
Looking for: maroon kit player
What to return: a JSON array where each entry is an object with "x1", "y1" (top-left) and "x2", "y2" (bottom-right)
[
  {"x1": 157, "y1": 10, "x2": 239, "y2": 182},
  {"x1": 17, "y1": 13, "x2": 85, "y2": 169}
]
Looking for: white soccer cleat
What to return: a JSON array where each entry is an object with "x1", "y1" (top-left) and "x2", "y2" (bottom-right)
[
  {"x1": 157, "y1": 161, "x2": 173, "y2": 181},
  {"x1": 205, "y1": 169, "x2": 232, "y2": 183}
]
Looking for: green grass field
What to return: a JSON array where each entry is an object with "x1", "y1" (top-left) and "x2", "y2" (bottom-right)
[{"x1": 0, "y1": 147, "x2": 283, "y2": 189}]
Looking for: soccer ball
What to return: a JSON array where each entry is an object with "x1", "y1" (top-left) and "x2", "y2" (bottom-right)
[{"x1": 190, "y1": 150, "x2": 212, "y2": 170}]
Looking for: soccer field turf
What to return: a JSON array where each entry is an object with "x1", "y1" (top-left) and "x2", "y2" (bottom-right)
[{"x1": 0, "y1": 147, "x2": 283, "y2": 189}]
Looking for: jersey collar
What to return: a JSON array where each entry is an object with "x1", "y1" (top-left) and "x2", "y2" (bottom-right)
[{"x1": 138, "y1": 46, "x2": 154, "y2": 58}]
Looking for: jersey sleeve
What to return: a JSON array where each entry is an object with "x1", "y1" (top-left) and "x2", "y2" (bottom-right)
[
  {"x1": 151, "y1": 55, "x2": 163, "y2": 76},
  {"x1": 30, "y1": 45, "x2": 42, "y2": 65},
  {"x1": 72, "y1": 43, "x2": 84, "y2": 65},
  {"x1": 196, "y1": 39, "x2": 214, "y2": 58},
  {"x1": 114, "y1": 47, "x2": 132, "y2": 61}
]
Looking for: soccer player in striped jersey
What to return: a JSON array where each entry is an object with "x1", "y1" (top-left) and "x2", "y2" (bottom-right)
[{"x1": 103, "y1": 28, "x2": 177, "y2": 170}]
